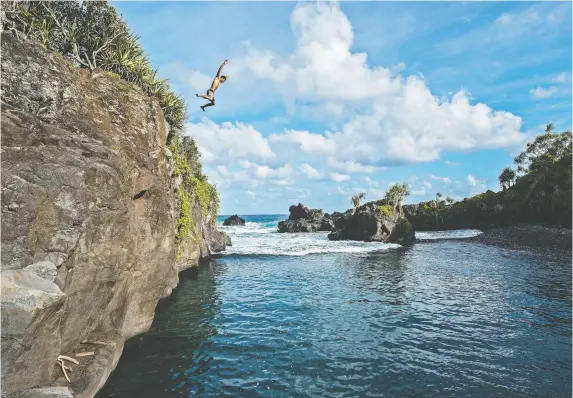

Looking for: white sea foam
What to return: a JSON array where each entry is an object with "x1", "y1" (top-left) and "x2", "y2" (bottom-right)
[
  {"x1": 416, "y1": 229, "x2": 483, "y2": 240},
  {"x1": 222, "y1": 231, "x2": 401, "y2": 256},
  {"x1": 217, "y1": 219, "x2": 483, "y2": 256},
  {"x1": 219, "y1": 222, "x2": 274, "y2": 235}
]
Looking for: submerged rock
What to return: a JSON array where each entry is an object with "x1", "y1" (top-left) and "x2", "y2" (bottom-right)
[
  {"x1": 328, "y1": 201, "x2": 415, "y2": 244},
  {"x1": 278, "y1": 203, "x2": 344, "y2": 233},
  {"x1": 223, "y1": 215, "x2": 245, "y2": 226}
]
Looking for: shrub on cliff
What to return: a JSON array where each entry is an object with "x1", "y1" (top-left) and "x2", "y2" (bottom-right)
[
  {"x1": 2, "y1": 0, "x2": 186, "y2": 136},
  {"x1": 169, "y1": 135, "x2": 219, "y2": 258}
]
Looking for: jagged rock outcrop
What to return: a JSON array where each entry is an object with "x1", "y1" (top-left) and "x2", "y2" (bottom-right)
[
  {"x1": 277, "y1": 203, "x2": 346, "y2": 233},
  {"x1": 328, "y1": 201, "x2": 415, "y2": 244},
  {"x1": 1, "y1": 33, "x2": 229, "y2": 397},
  {"x1": 223, "y1": 215, "x2": 245, "y2": 226}
]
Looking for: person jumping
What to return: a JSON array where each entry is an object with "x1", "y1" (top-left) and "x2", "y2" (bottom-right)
[{"x1": 196, "y1": 59, "x2": 229, "y2": 111}]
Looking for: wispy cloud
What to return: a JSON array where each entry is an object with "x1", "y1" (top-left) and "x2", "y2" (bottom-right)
[
  {"x1": 552, "y1": 72, "x2": 571, "y2": 84},
  {"x1": 530, "y1": 85, "x2": 558, "y2": 99},
  {"x1": 430, "y1": 174, "x2": 452, "y2": 184}
]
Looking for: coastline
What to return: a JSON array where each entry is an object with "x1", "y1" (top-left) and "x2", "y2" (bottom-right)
[{"x1": 417, "y1": 224, "x2": 572, "y2": 257}]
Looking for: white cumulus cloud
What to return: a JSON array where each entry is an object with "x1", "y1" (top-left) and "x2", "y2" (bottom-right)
[
  {"x1": 186, "y1": 120, "x2": 275, "y2": 164},
  {"x1": 235, "y1": 2, "x2": 527, "y2": 166}
]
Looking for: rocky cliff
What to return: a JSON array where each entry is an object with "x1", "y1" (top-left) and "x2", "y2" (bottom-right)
[{"x1": 1, "y1": 33, "x2": 229, "y2": 397}]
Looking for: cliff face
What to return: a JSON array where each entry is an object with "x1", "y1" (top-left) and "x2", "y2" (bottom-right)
[{"x1": 1, "y1": 33, "x2": 228, "y2": 397}]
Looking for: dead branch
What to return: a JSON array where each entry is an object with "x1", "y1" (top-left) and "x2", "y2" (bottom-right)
[{"x1": 58, "y1": 355, "x2": 79, "y2": 365}]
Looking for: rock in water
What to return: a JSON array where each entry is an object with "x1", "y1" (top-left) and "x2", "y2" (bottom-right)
[
  {"x1": 278, "y1": 203, "x2": 342, "y2": 233},
  {"x1": 328, "y1": 201, "x2": 415, "y2": 244},
  {"x1": 223, "y1": 215, "x2": 245, "y2": 226}
]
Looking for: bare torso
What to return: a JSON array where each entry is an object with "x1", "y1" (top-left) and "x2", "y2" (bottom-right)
[{"x1": 210, "y1": 77, "x2": 221, "y2": 92}]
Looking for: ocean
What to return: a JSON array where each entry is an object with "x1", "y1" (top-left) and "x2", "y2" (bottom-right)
[{"x1": 97, "y1": 214, "x2": 572, "y2": 397}]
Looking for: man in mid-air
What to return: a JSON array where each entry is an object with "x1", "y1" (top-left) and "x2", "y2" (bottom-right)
[{"x1": 196, "y1": 59, "x2": 228, "y2": 112}]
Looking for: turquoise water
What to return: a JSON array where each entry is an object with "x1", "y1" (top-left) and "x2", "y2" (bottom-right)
[{"x1": 97, "y1": 215, "x2": 572, "y2": 397}]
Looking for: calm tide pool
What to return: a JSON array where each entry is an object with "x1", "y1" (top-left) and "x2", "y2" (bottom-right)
[{"x1": 97, "y1": 215, "x2": 572, "y2": 398}]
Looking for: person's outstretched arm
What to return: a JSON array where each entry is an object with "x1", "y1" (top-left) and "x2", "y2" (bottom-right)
[{"x1": 216, "y1": 60, "x2": 228, "y2": 77}]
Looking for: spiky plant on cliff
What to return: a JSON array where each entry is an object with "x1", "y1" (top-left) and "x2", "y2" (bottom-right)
[
  {"x1": 2, "y1": 0, "x2": 186, "y2": 137},
  {"x1": 2, "y1": 0, "x2": 220, "y2": 258}
]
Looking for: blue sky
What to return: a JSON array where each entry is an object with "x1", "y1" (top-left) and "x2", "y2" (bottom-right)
[{"x1": 112, "y1": 1, "x2": 572, "y2": 215}]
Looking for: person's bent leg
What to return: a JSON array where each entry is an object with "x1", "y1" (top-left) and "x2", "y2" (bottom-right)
[{"x1": 201, "y1": 99, "x2": 215, "y2": 111}]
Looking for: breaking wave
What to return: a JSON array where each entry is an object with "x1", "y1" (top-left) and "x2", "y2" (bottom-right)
[{"x1": 217, "y1": 215, "x2": 483, "y2": 257}]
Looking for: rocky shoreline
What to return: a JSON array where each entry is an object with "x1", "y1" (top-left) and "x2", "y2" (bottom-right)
[
  {"x1": 277, "y1": 202, "x2": 571, "y2": 255},
  {"x1": 417, "y1": 225, "x2": 572, "y2": 256}
]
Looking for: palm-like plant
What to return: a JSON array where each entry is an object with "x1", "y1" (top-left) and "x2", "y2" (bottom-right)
[
  {"x1": 384, "y1": 183, "x2": 410, "y2": 216},
  {"x1": 351, "y1": 192, "x2": 366, "y2": 212}
]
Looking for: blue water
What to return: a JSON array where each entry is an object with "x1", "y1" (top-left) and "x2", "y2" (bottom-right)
[{"x1": 97, "y1": 215, "x2": 572, "y2": 397}]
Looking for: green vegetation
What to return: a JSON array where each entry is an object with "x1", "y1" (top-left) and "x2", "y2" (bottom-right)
[
  {"x1": 175, "y1": 188, "x2": 193, "y2": 260},
  {"x1": 2, "y1": 1, "x2": 223, "y2": 258},
  {"x1": 2, "y1": 0, "x2": 186, "y2": 137},
  {"x1": 498, "y1": 167, "x2": 517, "y2": 190},
  {"x1": 498, "y1": 124, "x2": 572, "y2": 226},
  {"x1": 384, "y1": 182, "x2": 410, "y2": 216},
  {"x1": 412, "y1": 125, "x2": 571, "y2": 229},
  {"x1": 351, "y1": 192, "x2": 366, "y2": 212},
  {"x1": 189, "y1": 176, "x2": 219, "y2": 218},
  {"x1": 169, "y1": 135, "x2": 220, "y2": 259},
  {"x1": 378, "y1": 204, "x2": 394, "y2": 217}
]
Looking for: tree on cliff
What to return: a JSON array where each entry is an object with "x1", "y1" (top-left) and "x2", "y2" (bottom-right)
[
  {"x1": 509, "y1": 125, "x2": 572, "y2": 221},
  {"x1": 499, "y1": 167, "x2": 516, "y2": 190},
  {"x1": 384, "y1": 183, "x2": 410, "y2": 216},
  {"x1": 351, "y1": 192, "x2": 366, "y2": 213}
]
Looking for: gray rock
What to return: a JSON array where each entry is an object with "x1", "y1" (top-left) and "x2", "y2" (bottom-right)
[
  {"x1": 3, "y1": 386, "x2": 73, "y2": 398},
  {"x1": 223, "y1": 215, "x2": 245, "y2": 226},
  {"x1": 278, "y1": 203, "x2": 343, "y2": 233},
  {"x1": 23, "y1": 262, "x2": 58, "y2": 282},
  {"x1": 328, "y1": 200, "x2": 415, "y2": 244},
  {"x1": 0, "y1": 32, "x2": 229, "y2": 396}
]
